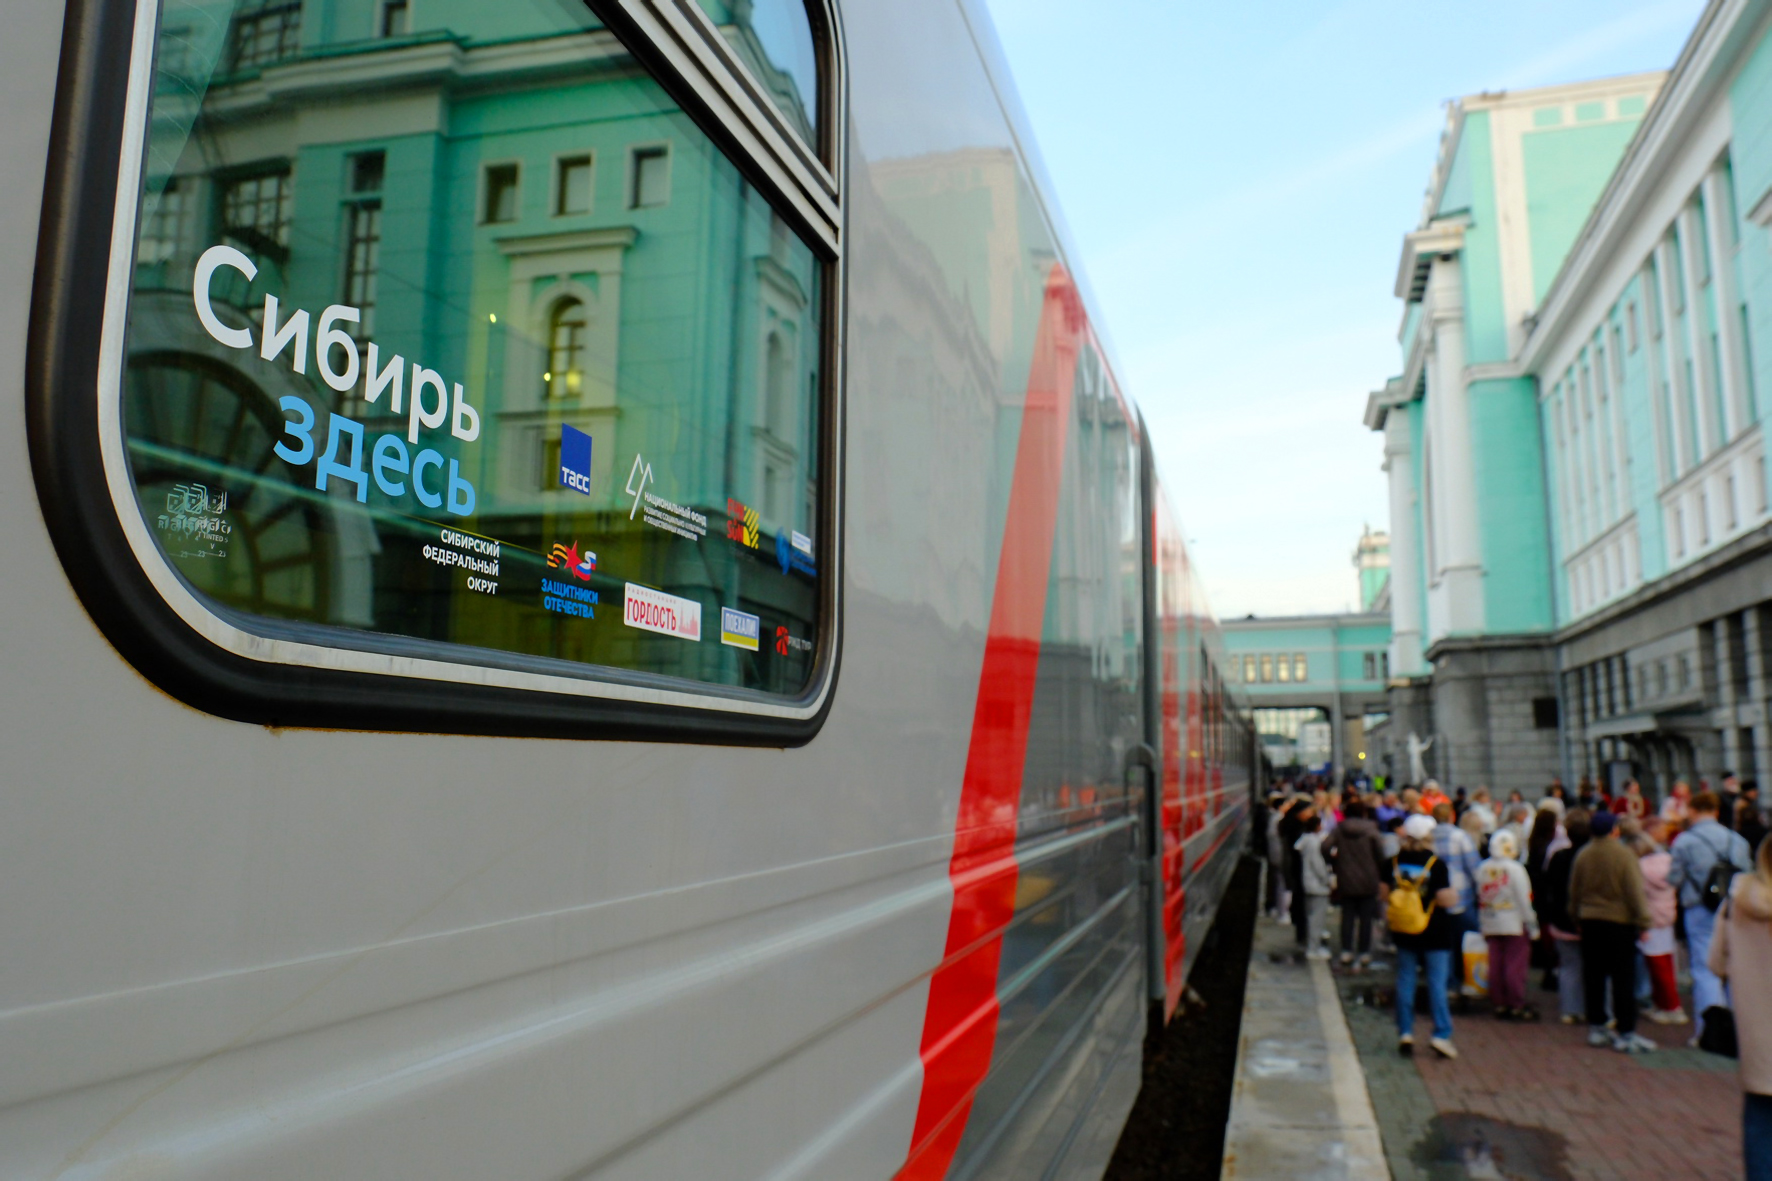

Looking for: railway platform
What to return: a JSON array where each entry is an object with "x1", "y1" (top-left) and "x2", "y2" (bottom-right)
[{"x1": 1220, "y1": 915, "x2": 1388, "y2": 1180}]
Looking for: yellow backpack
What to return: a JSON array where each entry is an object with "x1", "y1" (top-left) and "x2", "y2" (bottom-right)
[{"x1": 1386, "y1": 855, "x2": 1438, "y2": 935}]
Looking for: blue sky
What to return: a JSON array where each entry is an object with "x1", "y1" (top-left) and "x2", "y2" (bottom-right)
[{"x1": 978, "y1": 0, "x2": 1706, "y2": 617}]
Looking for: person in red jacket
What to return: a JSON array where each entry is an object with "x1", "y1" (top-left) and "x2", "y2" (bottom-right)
[{"x1": 1611, "y1": 779, "x2": 1649, "y2": 821}]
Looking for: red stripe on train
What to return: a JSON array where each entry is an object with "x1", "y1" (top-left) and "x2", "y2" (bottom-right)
[{"x1": 896, "y1": 266, "x2": 1085, "y2": 1180}]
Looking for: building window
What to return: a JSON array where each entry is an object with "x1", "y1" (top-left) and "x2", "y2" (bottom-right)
[
  {"x1": 1276, "y1": 653, "x2": 1291, "y2": 683},
  {"x1": 631, "y1": 146, "x2": 670, "y2": 208},
  {"x1": 220, "y1": 167, "x2": 292, "y2": 255},
  {"x1": 1243, "y1": 655, "x2": 1256, "y2": 683},
  {"x1": 1532, "y1": 697, "x2": 1559, "y2": 730},
  {"x1": 540, "y1": 431, "x2": 563, "y2": 492},
  {"x1": 1362, "y1": 652, "x2": 1376, "y2": 680},
  {"x1": 1294, "y1": 653, "x2": 1308, "y2": 681},
  {"x1": 545, "y1": 299, "x2": 587, "y2": 398},
  {"x1": 1627, "y1": 301, "x2": 1640, "y2": 351},
  {"x1": 380, "y1": 0, "x2": 408, "y2": 36},
  {"x1": 482, "y1": 163, "x2": 519, "y2": 224},
  {"x1": 555, "y1": 153, "x2": 592, "y2": 215},
  {"x1": 1260, "y1": 654, "x2": 1273, "y2": 683},
  {"x1": 230, "y1": 0, "x2": 302, "y2": 70},
  {"x1": 1381, "y1": 652, "x2": 1390, "y2": 680},
  {"x1": 138, "y1": 176, "x2": 188, "y2": 264},
  {"x1": 341, "y1": 151, "x2": 383, "y2": 335}
]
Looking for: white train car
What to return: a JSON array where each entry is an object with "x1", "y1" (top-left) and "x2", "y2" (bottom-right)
[{"x1": 2, "y1": 0, "x2": 1254, "y2": 1175}]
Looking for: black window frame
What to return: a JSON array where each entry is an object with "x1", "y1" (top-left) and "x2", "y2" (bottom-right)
[{"x1": 26, "y1": 0, "x2": 848, "y2": 746}]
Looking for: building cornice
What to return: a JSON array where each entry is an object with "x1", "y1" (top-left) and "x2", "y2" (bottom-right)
[
  {"x1": 1364, "y1": 375, "x2": 1408, "y2": 431},
  {"x1": 1519, "y1": 0, "x2": 1761, "y2": 370},
  {"x1": 1394, "y1": 217, "x2": 1467, "y2": 302}
]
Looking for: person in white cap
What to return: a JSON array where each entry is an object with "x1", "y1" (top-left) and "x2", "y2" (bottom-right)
[
  {"x1": 1477, "y1": 829, "x2": 1540, "y2": 1020},
  {"x1": 1386, "y1": 813, "x2": 1463, "y2": 1059}
]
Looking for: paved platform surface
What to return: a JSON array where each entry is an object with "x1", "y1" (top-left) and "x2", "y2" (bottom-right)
[
  {"x1": 1220, "y1": 915, "x2": 1388, "y2": 1180},
  {"x1": 1329, "y1": 928, "x2": 1744, "y2": 1180}
]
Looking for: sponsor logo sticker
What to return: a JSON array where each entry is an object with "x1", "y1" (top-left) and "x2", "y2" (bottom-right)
[
  {"x1": 774, "y1": 625, "x2": 814, "y2": 656},
  {"x1": 720, "y1": 606, "x2": 760, "y2": 650},
  {"x1": 726, "y1": 498, "x2": 760, "y2": 549},
  {"x1": 558, "y1": 424, "x2": 593, "y2": 494},
  {"x1": 542, "y1": 578, "x2": 597, "y2": 618},
  {"x1": 547, "y1": 540, "x2": 596, "y2": 581},
  {"x1": 626, "y1": 453, "x2": 707, "y2": 540},
  {"x1": 775, "y1": 530, "x2": 817, "y2": 577},
  {"x1": 624, "y1": 583, "x2": 702, "y2": 641}
]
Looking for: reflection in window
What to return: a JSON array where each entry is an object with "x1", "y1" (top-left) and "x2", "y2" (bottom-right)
[
  {"x1": 343, "y1": 151, "x2": 384, "y2": 335},
  {"x1": 1243, "y1": 655, "x2": 1255, "y2": 683},
  {"x1": 1294, "y1": 653, "x2": 1307, "y2": 681},
  {"x1": 546, "y1": 300, "x2": 586, "y2": 398},
  {"x1": 484, "y1": 163, "x2": 519, "y2": 224},
  {"x1": 1276, "y1": 655, "x2": 1290, "y2": 683},
  {"x1": 221, "y1": 168, "x2": 292, "y2": 255},
  {"x1": 556, "y1": 154, "x2": 592, "y2": 215},
  {"x1": 631, "y1": 147, "x2": 669, "y2": 208},
  {"x1": 696, "y1": 0, "x2": 818, "y2": 144},
  {"x1": 127, "y1": 0, "x2": 827, "y2": 700},
  {"x1": 139, "y1": 177, "x2": 188, "y2": 265},
  {"x1": 1260, "y1": 654, "x2": 1273, "y2": 683},
  {"x1": 230, "y1": 0, "x2": 301, "y2": 70}
]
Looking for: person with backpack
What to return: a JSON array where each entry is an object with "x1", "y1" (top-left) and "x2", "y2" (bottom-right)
[
  {"x1": 1386, "y1": 814, "x2": 1462, "y2": 1059},
  {"x1": 1569, "y1": 812, "x2": 1656, "y2": 1053},
  {"x1": 1670, "y1": 790, "x2": 1754, "y2": 1040},
  {"x1": 1707, "y1": 832, "x2": 1772, "y2": 1181}
]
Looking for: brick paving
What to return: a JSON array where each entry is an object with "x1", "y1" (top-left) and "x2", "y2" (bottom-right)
[{"x1": 1330, "y1": 948, "x2": 1744, "y2": 1180}]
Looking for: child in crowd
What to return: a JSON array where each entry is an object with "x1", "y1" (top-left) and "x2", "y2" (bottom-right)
[
  {"x1": 1476, "y1": 830, "x2": 1541, "y2": 1020},
  {"x1": 1633, "y1": 819, "x2": 1688, "y2": 1024}
]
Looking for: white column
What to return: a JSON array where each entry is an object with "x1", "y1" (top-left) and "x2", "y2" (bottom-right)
[
  {"x1": 1385, "y1": 410, "x2": 1425, "y2": 677},
  {"x1": 1655, "y1": 241, "x2": 1691, "y2": 475},
  {"x1": 1703, "y1": 168, "x2": 1749, "y2": 442},
  {"x1": 1679, "y1": 204, "x2": 1722, "y2": 456},
  {"x1": 1426, "y1": 255, "x2": 1486, "y2": 634}
]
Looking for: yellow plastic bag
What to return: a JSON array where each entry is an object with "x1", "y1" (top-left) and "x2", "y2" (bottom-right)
[{"x1": 1462, "y1": 930, "x2": 1489, "y2": 996}]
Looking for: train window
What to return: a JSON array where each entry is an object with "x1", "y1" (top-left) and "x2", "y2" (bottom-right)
[
  {"x1": 34, "y1": 0, "x2": 845, "y2": 738},
  {"x1": 694, "y1": 0, "x2": 821, "y2": 145}
]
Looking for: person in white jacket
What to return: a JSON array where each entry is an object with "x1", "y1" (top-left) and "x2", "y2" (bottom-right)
[{"x1": 1476, "y1": 830, "x2": 1541, "y2": 1020}]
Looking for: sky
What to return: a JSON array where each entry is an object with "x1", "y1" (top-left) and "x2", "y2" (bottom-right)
[{"x1": 976, "y1": 0, "x2": 1707, "y2": 619}]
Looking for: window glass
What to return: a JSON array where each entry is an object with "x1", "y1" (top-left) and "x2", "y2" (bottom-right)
[
  {"x1": 124, "y1": 0, "x2": 827, "y2": 701},
  {"x1": 695, "y1": 0, "x2": 818, "y2": 145}
]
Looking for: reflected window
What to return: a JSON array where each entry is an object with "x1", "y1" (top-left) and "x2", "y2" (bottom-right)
[
  {"x1": 1294, "y1": 653, "x2": 1307, "y2": 681},
  {"x1": 220, "y1": 167, "x2": 292, "y2": 255},
  {"x1": 230, "y1": 0, "x2": 301, "y2": 70},
  {"x1": 631, "y1": 146, "x2": 670, "y2": 208},
  {"x1": 556, "y1": 154, "x2": 593, "y2": 215},
  {"x1": 1260, "y1": 654, "x2": 1273, "y2": 683},
  {"x1": 1276, "y1": 655, "x2": 1291, "y2": 683},
  {"x1": 546, "y1": 300, "x2": 587, "y2": 398},
  {"x1": 483, "y1": 163, "x2": 519, "y2": 224},
  {"x1": 123, "y1": 0, "x2": 830, "y2": 703}
]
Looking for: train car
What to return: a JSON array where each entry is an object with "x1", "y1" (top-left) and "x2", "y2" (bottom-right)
[{"x1": 2, "y1": 0, "x2": 1254, "y2": 1175}]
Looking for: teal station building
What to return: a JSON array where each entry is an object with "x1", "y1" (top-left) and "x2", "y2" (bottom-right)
[{"x1": 1369, "y1": 0, "x2": 1772, "y2": 794}]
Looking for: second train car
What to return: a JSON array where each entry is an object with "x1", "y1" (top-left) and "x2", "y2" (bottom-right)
[{"x1": 3, "y1": 0, "x2": 1256, "y2": 1174}]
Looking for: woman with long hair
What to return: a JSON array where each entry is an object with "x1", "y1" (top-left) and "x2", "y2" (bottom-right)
[{"x1": 1709, "y1": 834, "x2": 1772, "y2": 1180}]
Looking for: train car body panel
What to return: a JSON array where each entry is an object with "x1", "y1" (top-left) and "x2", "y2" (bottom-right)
[{"x1": 0, "y1": 0, "x2": 1252, "y2": 1176}]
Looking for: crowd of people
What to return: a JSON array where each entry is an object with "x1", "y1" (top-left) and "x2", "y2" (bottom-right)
[{"x1": 1262, "y1": 771, "x2": 1772, "y2": 1179}]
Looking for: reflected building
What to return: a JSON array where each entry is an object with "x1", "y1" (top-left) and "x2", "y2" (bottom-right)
[{"x1": 128, "y1": 0, "x2": 827, "y2": 696}]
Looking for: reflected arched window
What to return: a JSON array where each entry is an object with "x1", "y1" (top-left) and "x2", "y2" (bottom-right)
[
  {"x1": 765, "y1": 328, "x2": 793, "y2": 436},
  {"x1": 545, "y1": 298, "x2": 586, "y2": 398}
]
